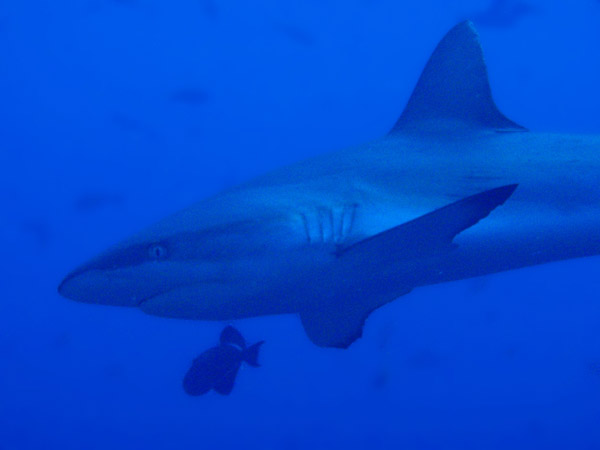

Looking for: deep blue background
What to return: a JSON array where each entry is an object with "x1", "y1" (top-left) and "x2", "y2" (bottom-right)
[{"x1": 1, "y1": 0, "x2": 600, "y2": 448}]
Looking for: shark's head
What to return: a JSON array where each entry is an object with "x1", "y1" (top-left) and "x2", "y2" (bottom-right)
[
  {"x1": 57, "y1": 230, "x2": 215, "y2": 308},
  {"x1": 57, "y1": 208, "x2": 294, "y2": 318}
]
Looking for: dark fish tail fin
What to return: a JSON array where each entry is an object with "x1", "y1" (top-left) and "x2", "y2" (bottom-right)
[{"x1": 242, "y1": 341, "x2": 264, "y2": 367}]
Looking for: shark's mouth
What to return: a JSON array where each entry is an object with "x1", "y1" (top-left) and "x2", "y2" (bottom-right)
[
  {"x1": 134, "y1": 280, "x2": 267, "y2": 322},
  {"x1": 58, "y1": 268, "x2": 164, "y2": 308}
]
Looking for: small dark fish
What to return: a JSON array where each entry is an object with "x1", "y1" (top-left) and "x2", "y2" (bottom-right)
[
  {"x1": 183, "y1": 326, "x2": 264, "y2": 396},
  {"x1": 170, "y1": 89, "x2": 210, "y2": 106},
  {"x1": 405, "y1": 349, "x2": 441, "y2": 370},
  {"x1": 587, "y1": 361, "x2": 600, "y2": 378},
  {"x1": 372, "y1": 369, "x2": 388, "y2": 390},
  {"x1": 52, "y1": 331, "x2": 71, "y2": 349},
  {"x1": 74, "y1": 192, "x2": 124, "y2": 213},
  {"x1": 111, "y1": 114, "x2": 143, "y2": 133}
]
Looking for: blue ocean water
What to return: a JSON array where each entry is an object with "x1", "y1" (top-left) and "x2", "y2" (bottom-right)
[{"x1": 1, "y1": 0, "x2": 600, "y2": 449}]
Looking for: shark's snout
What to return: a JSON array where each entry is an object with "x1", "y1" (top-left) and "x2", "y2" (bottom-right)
[
  {"x1": 57, "y1": 239, "x2": 173, "y2": 307},
  {"x1": 58, "y1": 265, "x2": 148, "y2": 307},
  {"x1": 57, "y1": 271, "x2": 79, "y2": 298}
]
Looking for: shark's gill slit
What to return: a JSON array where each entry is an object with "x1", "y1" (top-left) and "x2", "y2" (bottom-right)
[
  {"x1": 333, "y1": 207, "x2": 343, "y2": 243},
  {"x1": 300, "y1": 213, "x2": 311, "y2": 244},
  {"x1": 328, "y1": 209, "x2": 334, "y2": 242},
  {"x1": 342, "y1": 204, "x2": 357, "y2": 239},
  {"x1": 318, "y1": 208, "x2": 325, "y2": 242}
]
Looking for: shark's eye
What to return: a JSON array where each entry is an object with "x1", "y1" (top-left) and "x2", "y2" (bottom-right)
[{"x1": 148, "y1": 244, "x2": 168, "y2": 260}]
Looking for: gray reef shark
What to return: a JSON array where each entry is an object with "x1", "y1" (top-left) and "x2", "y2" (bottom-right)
[{"x1": 58, "y1": 22, "x2": 600, "y2": 348}]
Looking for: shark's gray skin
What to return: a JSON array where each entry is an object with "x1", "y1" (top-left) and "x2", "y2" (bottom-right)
[{"x1": 58, "y1": 22, "x2": 600, "y2": 348}]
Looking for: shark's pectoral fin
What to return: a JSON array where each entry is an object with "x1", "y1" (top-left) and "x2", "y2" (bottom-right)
[
  {"x1": 390, "y1": 21, "x2": 526, "y2": 134},
  {"x1": 339, "y1": 184, "x2": 518, "y2": 261},
  {"x1": 301, "y1": 185, "x2": 518, "y2": 349}
]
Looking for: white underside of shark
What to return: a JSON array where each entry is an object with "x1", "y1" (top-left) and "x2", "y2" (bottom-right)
[{"x1": 58, "y1": 22, "x2": 600, "y2": 348}]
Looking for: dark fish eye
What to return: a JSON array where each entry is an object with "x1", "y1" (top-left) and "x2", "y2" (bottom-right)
[{"x1": 148, "y1": 244, "x2": 167, "y2": 260}]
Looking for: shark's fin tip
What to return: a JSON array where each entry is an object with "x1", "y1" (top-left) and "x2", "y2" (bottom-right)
[
  {"x1": 390, "y1": 21, "x2": 525, "y2": 134},
  {"x1": 299, "y1": 298, "x2": 383, "y2": 348}
]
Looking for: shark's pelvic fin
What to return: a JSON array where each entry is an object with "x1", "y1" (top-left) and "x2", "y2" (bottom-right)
[
  {"x1": 301, "y1": 185, "x2": 518, "y2": 349},
  {"x1": 299, "y1": 300, "x2": 391, "y2": 349},
  {"x1": 390, "y1": 21, "x2": 526, "y2": 134}
]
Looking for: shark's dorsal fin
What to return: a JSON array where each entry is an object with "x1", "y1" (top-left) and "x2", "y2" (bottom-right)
[{"x1": 390, "y1": 21, "x2": 526, "y2": 134}]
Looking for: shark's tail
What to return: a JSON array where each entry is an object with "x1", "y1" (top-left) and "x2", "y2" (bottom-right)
[{"x1": 242, "y1": 341, "x2": 264, "y2": 367}]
